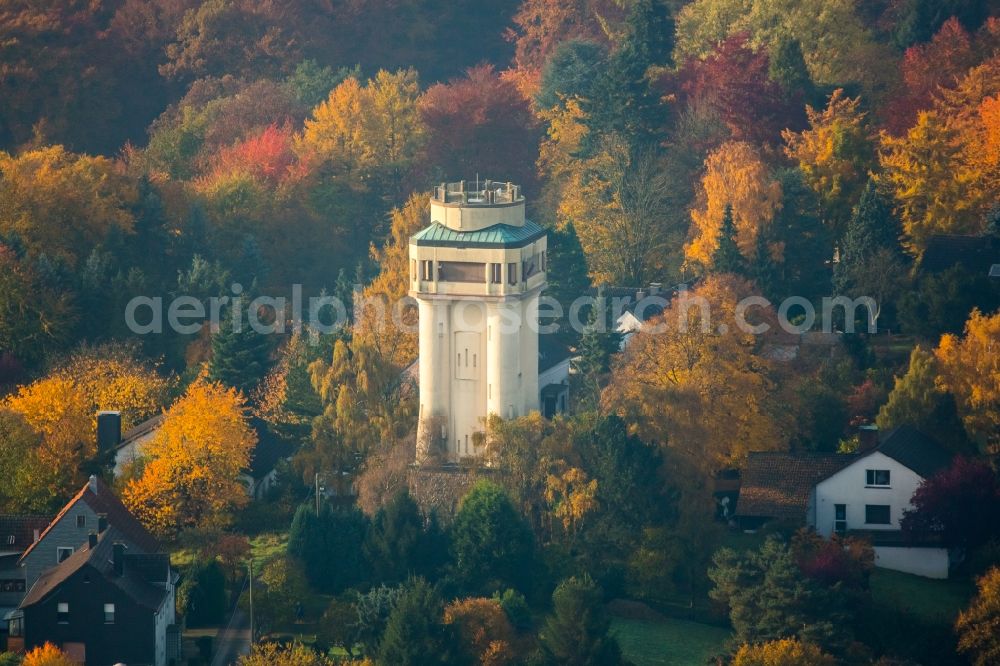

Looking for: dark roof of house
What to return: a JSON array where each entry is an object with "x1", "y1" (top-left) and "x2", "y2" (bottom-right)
[
  {"x1": 870, "y1": 425, "x2": 954, "y2": 479},
  {"x1": 921, "y1": 234, "x2": 1000, "y2": 274},
  {"x1": 539, "y1": 334, "x2": 572, "y2": 374},
  {"x1": 248, "y1": 419, "x2": 293, "y2": 480},
  {"x1": 0, "y1": 516, "x2": 51, "y2": 555},
  {"x1": 411, "y1": 219, "x2": 546, "y2": 248},
  {"x1": 19, "y1": 476, "x2": 158, "y2": 563},
  {"x1": 737, "y1": 452, "x2": 856, "y2": 521},
  {"x1": 20, "y1": 527, "x2": 168, "y2": 611}
]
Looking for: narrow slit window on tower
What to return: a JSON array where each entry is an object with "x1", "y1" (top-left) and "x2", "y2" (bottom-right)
[
  {"x1": 411, "y1": 259, "x2": 416, "y2": 280},
  {"x1": 507, "y1": 262, "x2": 517, "y2": 285},
  {"x1": 490, "y1": 263, "x2": 502, "y2": 284}
]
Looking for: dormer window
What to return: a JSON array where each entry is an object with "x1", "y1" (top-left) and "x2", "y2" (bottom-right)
[{"x1": 865, "y1": 469, "x2": 890, "y2": 487}]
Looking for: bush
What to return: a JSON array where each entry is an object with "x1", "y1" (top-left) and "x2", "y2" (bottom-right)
[
  {"x1": 732, "y1": 638, "x2": 836, "y2": 666},
  {"x1": 288, "y1": 503, "x2": 369, "y2": 593},
  {"x1": 450, "y1": 481, "x2": 534, "y2": 595},
  {"x1": 539, "y1": 575, "x2": 624, "y2": 665},
  {"x1": 178, "y1": 559, "x2": 227, "y2": 626}
]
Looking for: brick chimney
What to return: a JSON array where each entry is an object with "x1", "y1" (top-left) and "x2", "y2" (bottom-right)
[
  {"x1": 96, "y1": 411, "x2": 122, "y2": 453},
  {"x1": 112, "y1": 543, "x2": 126, "y2": 576},
  {"x1": 97, "y1": 514, "x2": 108, "y2": 534},
  {"x1": 88, "y1": 532, "x2": 97, "y2": 549},
  {"x1": 858, "y1": 424, "x2": 879, "y2": 453}
]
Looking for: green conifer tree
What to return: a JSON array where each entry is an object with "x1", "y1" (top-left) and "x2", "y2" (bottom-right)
[
  {"x1": 712, "y1": 204, "x2": 745, "y2": 275},
  {"x1": 207, "y1": 303, "x2": 273, "y2": 396},
  {"x1": 540, "y1": 574, "x2": 625, "y2": 665}
]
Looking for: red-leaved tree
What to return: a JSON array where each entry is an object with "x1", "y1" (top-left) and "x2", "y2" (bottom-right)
[
  {"x1": 902, "y1": 456, "x2": 1000, "y2": 550},
  {"x1": 677, "y1": 33, "x2": 804, "y2": 145},
  {"x1": 419, "y1": 65, "x2": 541, "y2": 193}
]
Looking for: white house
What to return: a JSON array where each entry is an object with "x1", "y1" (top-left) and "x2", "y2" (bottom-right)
[
  {"x1": 737, "y1": 425, "x2": 954, "y2": 579},
  {"x1": 811, "y1": 425, "x2": 953, "y2": 578}
]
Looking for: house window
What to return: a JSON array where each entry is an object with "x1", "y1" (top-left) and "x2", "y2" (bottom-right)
[
  {"x1": 57, "y1": 602, "x2": 69, "y2": 623},
  {"x1": 865, "y1": 504, "x2": 891, "y2": 525},
  {"x1": 865, "y1": 469, "x2": 891, "y2": 487},
  {"x1": 8, "y1": 615, "x2": 22, "y2": 637},
  {"x1": 104, "y1": 603, "x2": 115, "y2": 624},
  {"x1": 0, "y1": 579, "x2": 25, "y2": 593},
  {"x1": 507, "y1": 262, "x2": 517, "y2": 285},
  {"x1": 57, "y1": 547, "x2": 74, "y2": 563},
  {"x1": 490, "y1": 263, "x2": 502, "y2": 284},
  {"x1": 76, "y1": 515, "x2": 86, "y2": 528},
  {"x1": 834, "y1": 504, "x2": 847, "y2": 535}
]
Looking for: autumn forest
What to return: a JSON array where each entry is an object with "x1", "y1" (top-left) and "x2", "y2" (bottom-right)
[{"x1": 1, "y1": 0, "x2": 1000, "y2": 665}]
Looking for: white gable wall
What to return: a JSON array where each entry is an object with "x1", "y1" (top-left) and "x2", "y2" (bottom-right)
[{"x1": 813, "y1": 451, "x2": 925, "y2": 537}]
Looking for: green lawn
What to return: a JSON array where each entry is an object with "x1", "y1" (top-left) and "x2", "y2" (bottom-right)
[
  {"x1": 611, "y1": 616, "x2": 731, "y2": 666},
  {"x1": 249, "y1": 531, "x2": 288, "y2": 570},
  {"x1": 869, "y1": 568, "x2": 973, "y2": 624}
]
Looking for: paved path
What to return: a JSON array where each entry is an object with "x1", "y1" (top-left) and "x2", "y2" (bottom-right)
[{"x1": 210, "y1": 608, "x2": 251, "y2": 666}]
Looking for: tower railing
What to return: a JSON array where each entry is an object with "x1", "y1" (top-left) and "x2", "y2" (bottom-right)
[{"x1": 432, "y1": 180, "x2": 522, "y2": 205}]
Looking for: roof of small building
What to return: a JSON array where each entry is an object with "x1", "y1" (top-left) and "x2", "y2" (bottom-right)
[
  {"x1": 865, "y1": 425, "x2": 953, "y2": 479},
  {"x1": 411, "y1": 219, "x2": 546, "y2": 248},
  {"x1": 737, "y1": 451, "x2": 856, "y2": 521},
  {"x1": 19, "y1": 476, "x2": 158, "y2": 564},
  {"x1": 921, "y1": 234, "x2": 1000, "y2": 274},
  {"x1": 20, "y1": 527, "x2": 168, "y2": 611},
  {"x1": 0, "y1": 516, "x2": 51, "y2": 555},
  {"x1": 539, "y1": 334, "x2": 572, "y2": 374}
]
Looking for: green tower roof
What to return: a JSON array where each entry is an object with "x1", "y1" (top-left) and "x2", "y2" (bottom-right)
[{"x1": 411, "y1": 219, "x2": 546, "y2": 249}]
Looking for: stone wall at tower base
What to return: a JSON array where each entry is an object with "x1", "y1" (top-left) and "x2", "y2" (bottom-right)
[{"x1": 407, "y1": 464, "x2": 497, "y2": 521}]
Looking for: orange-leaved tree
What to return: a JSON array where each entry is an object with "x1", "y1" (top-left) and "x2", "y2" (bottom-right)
[
  {"x1": 443, "y1": 597, "x2": 517, "y2": 666},
  {"x1": 685, "y1": 141, "x2": 783, "y2": 271},
  {"x1": 124, "y1": 377, "x2": 256, "y2": 538},
  {"x1": 22, "y1": 642, "x2": 76, "y2": 666},
  {"x1": 603, "y1": 275, "x2": 792, "y2": 472}
]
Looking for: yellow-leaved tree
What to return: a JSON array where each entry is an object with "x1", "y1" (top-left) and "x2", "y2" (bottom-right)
[
  {"x1": 0, "y1": 145, "x2": 136, "y2": 265},
  {"x1": 956, "y1": 566, "x2": 1000, "y2": 666},
  {"x1": 4, "y1": 375, "x2": 92, "y2": 497},
  {"x1": 556, "y1": 134, "x2": 678, "y2": 285},
  {"x1": 3, "y1": 345, "x2": 171, "y2": 503},
  {"x1": 123, "y1": 377, "x2": 256, "y2": 538},
  {"x1": 880, "y1": 57, "x2": 1000, "y2": 257},
  {"x1": 732, "y1": 637, "x2": 836, "y2": 666},
  {"x1": 354, "y1": 193, "x2": 425, "y2": 368},
  {"x1": 685, "y1": 141, "x2": 783, "y2": 271},
  {"x1": 603, "y1": 275, "x2": 792, "y2": 471},
  {"x1": 783, "y1": 89, "x2": 874, "y2": 232},
  {"x1": 296, "y1": 69, "x2": 424, "y2": 176},
  {"x1": 934, "y1": 309, "x2": 1000, "y2": 456}
]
